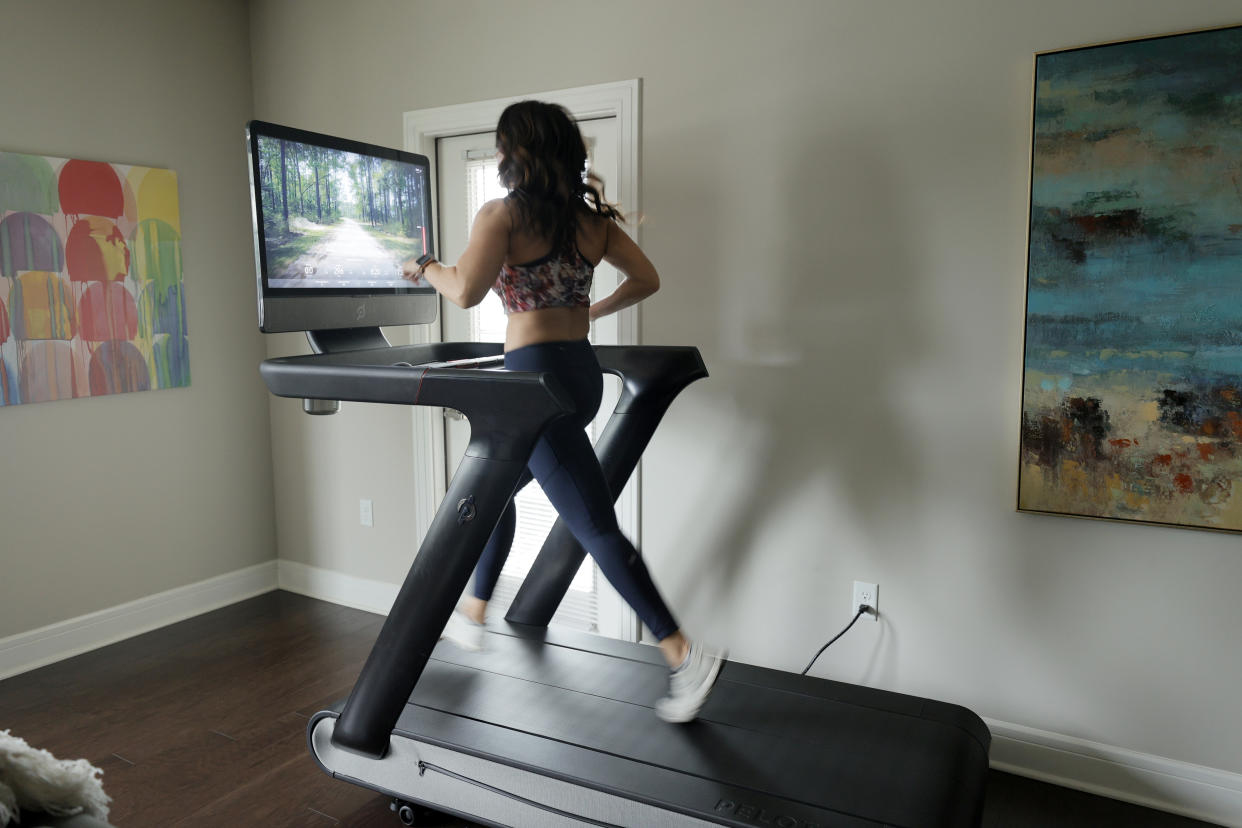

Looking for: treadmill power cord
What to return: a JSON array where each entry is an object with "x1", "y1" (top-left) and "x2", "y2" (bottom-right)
[
  {"x1": 418, "y1": 760, "x2": 624, "y2": 828},
  {"x1": 801, "y1": 603, "x2": 873, "y2": 676}
]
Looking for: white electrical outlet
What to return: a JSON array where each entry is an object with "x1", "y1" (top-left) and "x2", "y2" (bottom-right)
[
  {"x1": 853, "y1": 581, "x2": 878, "y2": 620},
  {"x1": 359, "y1": 498, "x2": 374, "y2": 527}
]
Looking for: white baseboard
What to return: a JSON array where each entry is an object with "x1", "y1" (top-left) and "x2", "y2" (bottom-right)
[
  {"x1": 277, "y1": 559, "x2": 397, "y2": 617},
  {"x1": 988, "y1": 718, "x2": 1242, "y2": 827},
  {"x1": 0, "y1": 561, "x2": 278, "y2": 680}
]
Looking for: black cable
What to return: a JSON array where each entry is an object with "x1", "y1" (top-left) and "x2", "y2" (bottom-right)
[
  {"x1": 801, "y1": 604, "x2": 871, "y2": 676},
  {"x1": 418, "y1": 760, "x2": 624, "y2": 828}
]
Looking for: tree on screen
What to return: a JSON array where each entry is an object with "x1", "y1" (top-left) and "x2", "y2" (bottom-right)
[{"x1": 258, "y1": 138, "x2": 424, "y2": 249}]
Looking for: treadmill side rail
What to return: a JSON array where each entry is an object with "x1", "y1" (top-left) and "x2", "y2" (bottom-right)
[
  {"x1": 330, "y1": 452, "x2": 535, "y2": 758},
  {"x1": 309, "y1": 712, "x2": 884, "y2": 828}
]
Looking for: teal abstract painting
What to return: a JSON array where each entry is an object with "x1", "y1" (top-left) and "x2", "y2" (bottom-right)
[{"x1": 1019, "y1": 25, "x2": 1242, "y2": 532}]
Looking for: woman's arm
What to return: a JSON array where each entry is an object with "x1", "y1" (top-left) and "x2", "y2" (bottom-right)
[
  {"x1": 589, "y1": 221, "x2": 660, "y2": 321},
  {"x1": 403, "y1": 199, "x2": 510, "y2": 308}
]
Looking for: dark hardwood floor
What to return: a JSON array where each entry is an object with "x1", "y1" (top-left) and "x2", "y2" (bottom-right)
[{"x1": 0, "y1": 591, "x2": 1221, "y2": 827}]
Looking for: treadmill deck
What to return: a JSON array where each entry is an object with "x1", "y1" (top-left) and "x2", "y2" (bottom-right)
[{"x1": 310, "y1": 624, "x2": 990, "y2": 828}]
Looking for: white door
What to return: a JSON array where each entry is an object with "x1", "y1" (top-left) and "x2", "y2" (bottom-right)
[{"x1": 435, "y1": 117, "x2": 633, "y2": 638}]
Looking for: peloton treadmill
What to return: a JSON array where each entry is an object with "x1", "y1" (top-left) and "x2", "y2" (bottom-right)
[{"x1": 248, "y1": 120, "x2": 990, "y2": 827}]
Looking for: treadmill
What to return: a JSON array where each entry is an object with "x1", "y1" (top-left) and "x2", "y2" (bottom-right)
[
  {"x1": 260, "y1": 335, "x2": 991, "y2": 828},
  {"x1": 246, "y1": 119, "x2": 989, "y2": 827}
]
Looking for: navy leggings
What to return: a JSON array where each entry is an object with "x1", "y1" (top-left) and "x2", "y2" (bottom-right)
[{"x1": 472, "y1": 339, "x2": 679, "y2": 641}]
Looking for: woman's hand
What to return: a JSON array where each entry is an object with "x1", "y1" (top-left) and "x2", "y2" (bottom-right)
[
  {"x1": 590, "y1": 221, "x2": 660, "y2": 320},
  {"x1": 401, "y1": 256, "x2": 433, "y2": 285},
  {"x1": 406, "y1": 200, "x2": 510, "y2": 308}
]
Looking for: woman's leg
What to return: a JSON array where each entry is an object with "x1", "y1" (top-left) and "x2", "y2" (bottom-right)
[
  {"x1": 525, "y1": 416, "x2": 682, "y2": 647},
  {"x1": 498, "y1": 340, "x2": 724, "y2": 720},
  {"x1": 529, "y1": 420, "x2": 733, "y2": 720},
  {"x1": 464, "y1": 470, "x2": 532, "y2": 623}
]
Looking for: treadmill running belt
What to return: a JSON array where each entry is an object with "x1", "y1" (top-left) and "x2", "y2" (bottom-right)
[{"x1": 378, "y1": 624, "x2": 988, "y2": 827}]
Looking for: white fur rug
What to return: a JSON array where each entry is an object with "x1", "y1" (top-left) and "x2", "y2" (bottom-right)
[{"x1": 0, "y1": 731, "x2": 110, "y2": 827}]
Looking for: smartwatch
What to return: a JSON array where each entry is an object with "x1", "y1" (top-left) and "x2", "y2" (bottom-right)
[{"x1": 415, "y1": 253, "x2": 436, "y2": 268}]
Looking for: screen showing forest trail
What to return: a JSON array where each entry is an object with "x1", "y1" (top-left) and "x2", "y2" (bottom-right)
[{"x1": 254, "y1": 134, "x2": 431, "y2": 289}]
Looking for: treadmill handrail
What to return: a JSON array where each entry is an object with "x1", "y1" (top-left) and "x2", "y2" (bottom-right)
[
  {"x1": 263, "y1": 360, "x2": 568, "y2": 411},
  {"x1": 260, "y1": 342, "x2": 578, "y2": 465}
]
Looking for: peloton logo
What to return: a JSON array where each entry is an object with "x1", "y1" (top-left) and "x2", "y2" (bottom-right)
[
  {"x1": 715, "y1": 799, "x2": 819, "y2": 828},
  {"x1": 355, "y1": 304, "x2": 367, "y2": 320}
]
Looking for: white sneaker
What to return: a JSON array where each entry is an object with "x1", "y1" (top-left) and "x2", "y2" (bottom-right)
[
  {"x1": 656, "y1": 642, "x2": 727, "y2": 723},
  {"x1": 440, "y1": 609, "x2": 485, "y2": 652}
]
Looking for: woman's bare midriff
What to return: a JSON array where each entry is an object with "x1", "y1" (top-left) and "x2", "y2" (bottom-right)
[{"x1": 504, "y1": 306, "x2": 590, "y2": 351}]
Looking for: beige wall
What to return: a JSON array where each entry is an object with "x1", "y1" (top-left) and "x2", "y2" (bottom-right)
[
  {"x1": 0, "y1": 0, "x2": 274, "y2": 634},
  {"x1": 250, "y1": 0, "x2": 1242, "y2": 781}
]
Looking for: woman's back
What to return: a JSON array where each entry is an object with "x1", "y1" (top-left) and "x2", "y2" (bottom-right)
[
  {"x1": 404, "y1": 97, "x2": 659, "y2": 351},
  {"x1": 505, "y1": 206, "x2": 609, "y2": 268},
  {"x1": 500, "y1": 206, "x2": 609, "y2": 351}
]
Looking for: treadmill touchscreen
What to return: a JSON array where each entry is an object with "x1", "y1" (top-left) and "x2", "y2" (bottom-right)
[{"x1": 251, "y1": 129, "x2": 432, "y2": 290}]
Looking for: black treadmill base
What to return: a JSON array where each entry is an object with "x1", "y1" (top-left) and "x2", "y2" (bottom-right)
[{"x1": 311, "y1": 624, "x2": 989, "y2": 828}]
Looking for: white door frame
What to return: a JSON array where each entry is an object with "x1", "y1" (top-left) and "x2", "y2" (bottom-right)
[{"x1": 402, "y1": 80, "x2": 643, "y2": 640}]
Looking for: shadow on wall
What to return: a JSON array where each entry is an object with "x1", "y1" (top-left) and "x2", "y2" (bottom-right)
[{"x1": 664, "y1": 129, "x2": 933, "y2": 632}]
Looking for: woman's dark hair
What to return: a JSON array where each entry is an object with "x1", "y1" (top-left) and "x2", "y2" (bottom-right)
[{"x1": 496, "y1": 100, "x2": 622, "y2": 252}]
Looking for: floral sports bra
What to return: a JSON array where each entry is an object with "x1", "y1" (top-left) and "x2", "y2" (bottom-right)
[{"x1": 492, "y1": 245, "x2": 593, "y2": 314}]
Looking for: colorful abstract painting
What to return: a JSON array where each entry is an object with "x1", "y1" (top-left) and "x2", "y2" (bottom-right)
[
  {"x1": 0, "y1": 152, "x2": 189, "y2": 406},
  {"x1": 1019, "y1": 25, "x2": 1242, "y2": 532}
]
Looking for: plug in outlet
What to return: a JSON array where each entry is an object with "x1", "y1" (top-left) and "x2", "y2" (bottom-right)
[
  {"x1": 359, "y1": 498, "x2": 374, "y2": 527},
  {"x1": 853, "y1": 581, "x2": 878, "y2": 621}
]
